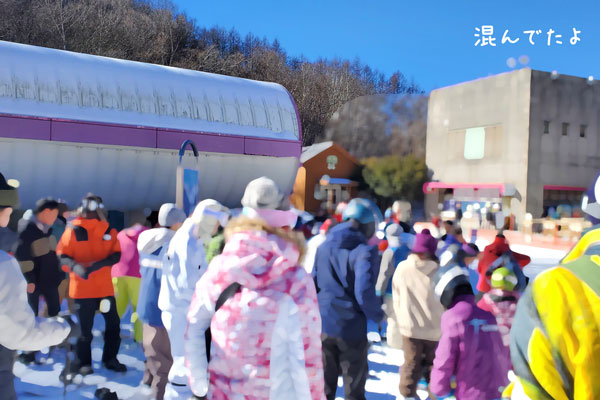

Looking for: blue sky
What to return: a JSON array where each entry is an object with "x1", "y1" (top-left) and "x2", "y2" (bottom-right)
[{"x1": 173, "y1": 0, "x2": 599, "y2": 92}]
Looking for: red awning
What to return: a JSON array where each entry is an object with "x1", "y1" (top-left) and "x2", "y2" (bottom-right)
[{"x1": 423, "y1": 182, "x2": 516, "y2": 197}]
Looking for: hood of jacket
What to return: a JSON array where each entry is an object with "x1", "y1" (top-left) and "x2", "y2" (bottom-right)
[
  {"x1": 137, "y1": 227, "x2": 176, "y2": 255},
  {"x1": 324, "y1": 221, "x2": 367, "y2": 250},
  {"x1": 220, "y1": 228, "x2": 301, "y2": 291},
  {"x1": 71, "y1": 217, "x2": 109, "y2": 237},
  {"x1": 404, "y1": 253, "x2": 439, "y2": 276}
]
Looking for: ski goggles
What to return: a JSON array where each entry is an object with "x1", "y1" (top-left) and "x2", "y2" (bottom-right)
[{"x1": 81, "y1": 198, "x2": 104, "y2": 212}]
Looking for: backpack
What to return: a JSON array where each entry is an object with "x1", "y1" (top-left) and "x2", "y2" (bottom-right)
[{"x1": 204, "y1": 282, "x2": 241, "y2": 362}]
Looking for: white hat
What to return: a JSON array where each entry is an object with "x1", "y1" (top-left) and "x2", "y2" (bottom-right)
[
  {"x1": 241, "y1": 177, "x2": 287, "y2": 210},
  {"x1": 158, "y1": 204, "x2": 186, "y2": 227}
]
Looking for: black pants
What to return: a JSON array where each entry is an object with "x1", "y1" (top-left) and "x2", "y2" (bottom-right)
[
  {"x1": 74, "y1": 297, "x2": 121, "y2": 367},
  {"x1": 322, "y1": 335, "x2": 369, "y2": 400},
  {"x1": 27, "y1": 285, "x2": 60, "y2": 317},
  {"x1": 0, "y1": 345, "x2": 16, "y2": 400}
]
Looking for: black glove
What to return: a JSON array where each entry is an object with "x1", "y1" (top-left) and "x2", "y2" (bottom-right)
[{"x1": 189, "y1": 396, "x2": 206, "y2": 400}]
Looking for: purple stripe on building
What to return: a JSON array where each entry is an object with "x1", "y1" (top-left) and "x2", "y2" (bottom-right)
[
  {"x1": 244, "y1": 137, "x2": 301, "y2": 158},
  {"x1": 51, "y1": 120, "x2": 156, "y2": 147},
  {"x1": 157, "y1": 129, "x2": 245, "y2": 154},
  {"x1": 0, "y1": 114, "x2": 51, "y2": 141},
  {"x1": 0, "y1": 112, "x2": 300, "y2": 158}
]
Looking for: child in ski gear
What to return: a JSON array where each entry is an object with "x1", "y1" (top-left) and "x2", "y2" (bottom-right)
[
  {"x1": 138, "y1": 204, "x2": 186, "y2": 400},
  {"x1": 430, "y1": 261, "x2": 510, "y2": 400},
  {"x1": 159, "y1": 199, "x2": 228, "y2": 399},
  {"x1": 478, "y1": 266, "x2": 520, "y2": 349},
  {"x1": 112, "y1": 221, "x2": 148, "y2": 343},
  {"x1": 186, "y1": 176, "x2": 325, "y2": 400},
  {"x1": 56, "y1": 193, "x2": 125, "y2": 375},
  {"x1": 391, "y1": 229, "x2": 444, "y2": 398},
  {"x1": 477, "y1": 234, "x2": 529, "y2": 293},
  {"x1": 314, "y1": 198, "x2": 383, "y2": 400},
  {"x1": 0, "y1": 173, "x2": 70, "y2": 400}
]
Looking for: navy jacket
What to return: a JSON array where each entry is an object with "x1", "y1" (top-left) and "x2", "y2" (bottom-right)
[{"x1": 313, "y1": 222, "x2": 384, "y2": 341}]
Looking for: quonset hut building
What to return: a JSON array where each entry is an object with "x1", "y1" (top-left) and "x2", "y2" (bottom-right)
[{"x1": 0, "y1": 41, "x2": 302, "y2": 225}]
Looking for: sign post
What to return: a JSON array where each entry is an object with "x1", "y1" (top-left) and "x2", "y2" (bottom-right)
[{"x1": 176, "y1": 139, "x2": 199, "y2": 216}]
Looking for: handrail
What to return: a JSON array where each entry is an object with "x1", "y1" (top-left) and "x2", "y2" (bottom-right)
[{"x1": 179, "y1": 139, "x2": 199, "y2": 164}]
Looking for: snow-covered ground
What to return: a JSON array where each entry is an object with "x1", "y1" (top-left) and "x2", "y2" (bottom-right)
[{"x1": 15, "y1": 243, "x2": 565, "y2": 400}]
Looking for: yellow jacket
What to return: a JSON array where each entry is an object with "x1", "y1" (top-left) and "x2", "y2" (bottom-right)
[{"x1": 507, "y1": 228, "x2": 600, "y2": 399}]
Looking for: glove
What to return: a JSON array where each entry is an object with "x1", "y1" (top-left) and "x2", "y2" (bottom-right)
[
  {"x1": 71, "y1": 263, "x2": 88, "y2": 279},
  {"x1": 189, "y1": 396, "x2": 206, "y2": 400}
]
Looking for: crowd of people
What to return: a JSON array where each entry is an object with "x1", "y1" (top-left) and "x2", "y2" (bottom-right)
[{"x1": 0, "y1": 170, "x2": 598, "y2": 400}]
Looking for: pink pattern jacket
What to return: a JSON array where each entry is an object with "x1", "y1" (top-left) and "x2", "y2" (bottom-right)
[{"x1": 185, "y1": 227, "x2": 325, "y2": 400}]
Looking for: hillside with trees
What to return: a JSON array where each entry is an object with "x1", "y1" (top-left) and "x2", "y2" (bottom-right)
[{"x1": 0, "y1": 0, "x2": 421, "y2": 147}]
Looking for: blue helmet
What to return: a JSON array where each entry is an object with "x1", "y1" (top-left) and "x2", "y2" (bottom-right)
[
  {"x1": 342, "y1": 198, "x2": 376, "y2": 224},
  {"x1": 582, "y1": 171, "x2": 600, "y2": 222}
]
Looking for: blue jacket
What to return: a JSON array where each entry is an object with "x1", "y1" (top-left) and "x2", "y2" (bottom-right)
[
  {"x1": 137, "y1": 228, "x2": 176, "y2": 327},
  {"x1": 313, "y1": 222, "x2": 384, "y2": 340}
]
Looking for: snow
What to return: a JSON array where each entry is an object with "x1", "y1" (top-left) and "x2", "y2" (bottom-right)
[
  {"x1": 14, "y1": 242, "x2": 565, "y2": 399},
  {"x1": 0, "y1": 41, "x2": 299, "y2": 141}
]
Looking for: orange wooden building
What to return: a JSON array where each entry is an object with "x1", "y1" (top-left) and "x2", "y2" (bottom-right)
[{"x1": 290, "y1": 141, "x2": 361, "y2": 213}]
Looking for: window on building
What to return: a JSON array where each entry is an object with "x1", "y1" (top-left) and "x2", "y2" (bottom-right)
[
  {"x1": 580, "y1": 124, "x2": 587, "y2": 138},
  {"x1": 543, "y1": 120, "x2": 550, "y2": 134},
  {"x1": 464, "y1": 127, "x2": 486, "y2": 160},
  {"x1": 562, "y1": 122, "x2": 569, "y2": 136}
]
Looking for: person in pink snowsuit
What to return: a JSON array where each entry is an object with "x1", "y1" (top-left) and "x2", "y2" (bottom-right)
[{"x1": 185, "y1": 177, "x2": 325, "y2": 400}]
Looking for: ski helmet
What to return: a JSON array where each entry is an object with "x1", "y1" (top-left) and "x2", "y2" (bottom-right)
[
  {"x1": 342, "y1": 198, "x2": 376, "y2": 225},
  {"x1": 432, "y1": 262, "x2": 472, "y2": 309},
  {"x1": 491, "y1": 267, "x2": 518, "y2": 291}
]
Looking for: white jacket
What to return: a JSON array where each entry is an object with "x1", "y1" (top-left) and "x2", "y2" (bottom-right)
[
  {"x1": 0, "y1": 251, "x2": 70, "y2": 351},
  {"x1": 158, "y1": 218, "x2": 208, "y2": 314}
]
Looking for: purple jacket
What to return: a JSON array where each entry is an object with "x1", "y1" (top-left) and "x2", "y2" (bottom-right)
[{"x1": 430, "y1": 295, "x2": 510, "y2": 400}]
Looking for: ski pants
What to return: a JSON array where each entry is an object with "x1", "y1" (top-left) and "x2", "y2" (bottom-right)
[
  {"x1": 74, "y1": 296, "x2": 121, "y2": 367},
  {"x1": 112, "y1": 276, "x2": 143, "y2": 343},
  {"x1": 162, "y1": 309, "x2": 192, "y2": 399},
  {"x1": 142, "y1": 323, "x2": 173, "y2": 400},
  {"x1": 322, "y1": 334, "x2": 369, "y2": 400}
]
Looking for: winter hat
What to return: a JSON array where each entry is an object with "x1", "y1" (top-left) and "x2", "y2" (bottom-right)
[
  {"x1": 432, "y1": 262, "x2": 473, "y2": 308},
  {"x1": 412, "y1": 229, "x2": 438, "y2": 255},
  {"x1": 191, "y1": 199, "x2": 229, "y2": 240},
  {"x1": 0, "y1": 173, "x2": 19, "y2": 208},
  {"x1": 342, "y1": 198, "x2": 375, "y2": 225},
  {"x1": 491, "y1": 267, "x2": 518, "y2": 291},
  {"x1": 385, "y1": 223, "x2": 403, "y2": 248},
  {"x1": 241, "y1": 177, "x2": 287, "y2": 210},
  {"x1": 158, "y1": 203, "x2": 186, "y2": 228}
]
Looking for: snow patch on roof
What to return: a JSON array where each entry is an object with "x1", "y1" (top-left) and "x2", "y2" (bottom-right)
[{"x1": 0, "y1": 41, "x2": 300, "y2": 140}]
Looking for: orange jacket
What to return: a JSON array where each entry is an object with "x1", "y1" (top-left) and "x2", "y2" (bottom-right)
[{"x1": 56, "y1": 218, "x2": 120, "y2": 299}]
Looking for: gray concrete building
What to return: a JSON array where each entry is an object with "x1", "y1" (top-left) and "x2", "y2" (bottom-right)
[{"x1": 425, "y1": 68, "x2": 599, "y2": 225}]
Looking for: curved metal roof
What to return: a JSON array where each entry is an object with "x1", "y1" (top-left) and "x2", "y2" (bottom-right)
[{"x1": 0, "y1": 41, "x2": 300, "y2": 141}]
